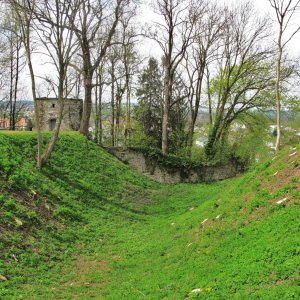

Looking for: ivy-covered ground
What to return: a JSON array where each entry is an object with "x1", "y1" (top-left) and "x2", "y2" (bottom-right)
[{"x1": 0, "y1": 132, "x2": 299, "y2": 299}]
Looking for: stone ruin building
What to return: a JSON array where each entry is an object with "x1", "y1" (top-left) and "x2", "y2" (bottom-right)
[{"x1": 34, "y1": 97, "x2": 83, "y2": 131}]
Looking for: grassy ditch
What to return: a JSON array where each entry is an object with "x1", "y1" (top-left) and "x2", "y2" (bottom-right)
[{"x1": 0, "y1": 132, "x2": 299, "y2": 299}]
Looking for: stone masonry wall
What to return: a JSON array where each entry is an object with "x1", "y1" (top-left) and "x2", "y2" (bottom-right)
[
  {"x1": 107, "y1": 148, "x2": 242, "y2": 184},
  {"x1": 34, "y1": 98, "x2": 83, "y2": 131}
]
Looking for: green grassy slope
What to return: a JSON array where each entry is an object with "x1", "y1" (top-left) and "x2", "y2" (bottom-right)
[{"x1": 0, "y1": 132, "x2": 299, "y2": 299}]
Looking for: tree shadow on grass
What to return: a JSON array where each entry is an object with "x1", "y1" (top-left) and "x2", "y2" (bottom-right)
[{"x1": 41, "y1": 165, "x2": 150, "y2": 218}]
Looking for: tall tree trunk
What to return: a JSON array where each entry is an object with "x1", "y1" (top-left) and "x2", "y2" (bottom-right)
[
  {"x1": 206, "y1": 68, "x2": 213, "y2": 125},
  {"x1": 96, "y1": 68, "x2": 103, "y2": 145},
  {"x1": 187, "y1": 111, "x2": 196, "y2": 156},
  {"x1": 125, "y1": 72, "x2": 131, "y2": 146},
  {"x1": 205, "y1": 117, "x2": 222, "y2": 157},
  {"x1": 21, "y1": 16, "x2": 43, "y2": 168},
  {"x1": 161, "y1": 106, "x2": 169, "y2": 154},
  {"x1": 9, "y1": 40, "x2": 14, "y2": 130},
  {"x1": 275, "y1": 30, "x2": 283, "y2": 152},
  {"x1": 41, "y1": 74, "x2": 65, "y2": 164},
  {"x1": 115, "y1": 81, "x2": 126, "y2": 146},
  {"x1": 111, "y1": 63, "x2": 115, "y2": 146},
  {"x1": 116, "y1": 91, "x2": 121, "y2": 146},
  {"x1": 162, "y1": 70, "x2": 172, "y2": 154},
  {"x1": 80, "y1": 73, "x2": 93, "y2": 135},
  {"x1": 26, "y1": 47, "x2": 43, "y2": 168},
  {"x1": 187, "y1": 74, "x2": 204, "y2": 155},
  {"x1": 98, "y1": 90, "x2": 103, "y2": 145},
  {"x1": 75, "y1": 72, "x2": 82, "y2": 99},
  {"x1": 94, "y1": 74, "x2": 99, "y2": 143},
  {"x1": 12, "y1": 41, "x2": 20, "y2": 131}
]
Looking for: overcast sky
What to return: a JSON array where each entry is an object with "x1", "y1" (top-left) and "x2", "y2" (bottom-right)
[
  {"x1": 18, "y1": 0, "x2": 300, "y2": 100},
  {"x1": 139, "y1": 0, "x2": 300, "y2": 58}
]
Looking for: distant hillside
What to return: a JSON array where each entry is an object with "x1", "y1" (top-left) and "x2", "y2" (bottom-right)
[
  {"x1": 0, "y1": 100, "x2": 34, "y2": 109},
  {"x1": 0, "y1": 132, "x2": 299, "y2": 299},
  {"x1": 265, "y1": 109, "x2": 300, "y2": 121}
]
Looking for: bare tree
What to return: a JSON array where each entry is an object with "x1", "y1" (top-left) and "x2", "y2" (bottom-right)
[
  {"x1": 67, "y1": 0, "x2": 133, "y2": 136},
  {"x1": 10, "y1": 0, "x2": 43, "y2": 167},
  {"x1": 183, "y1": 1, "x2": 224, "y2": 154},
  {"x1": 148, "y1": 0, "x2": 197, "y2": 153},
  {"x1": 33, "y1": 0, "x2": 79, "y2": 164},
  {"x1": 107, "y1": 44, "x2": 119, "y2": 146},
  {"x1": 105, "y1": 19, "x2": 139, "y2": 147},
  {"x1": 0, "y1": 6, "x2": 27, "y2": 130},
  {"x1": 119, "y1": 17, "x2": 140, "y2": 146},
  {"x1": 268, "y1": 0, "x2": 300, "y2": 152},
  {"x1": 10, "y1": 0, "x2": 79, "y2": 166},
  {"x1": 94, "y1": 59, "x2": 109, "y2": 145}
]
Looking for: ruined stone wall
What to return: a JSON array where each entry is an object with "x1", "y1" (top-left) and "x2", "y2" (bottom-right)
[
  {"x1": 34, "y1": 98, "x2": 82, "y2": 131},
  {"x1": 107, "y1": 148, "x2": 242, "y2": 184}
]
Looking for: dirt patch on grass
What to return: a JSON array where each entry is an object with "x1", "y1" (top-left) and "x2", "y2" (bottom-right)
[
  {"x1": 74, "y1": 256, "x2": 110, "y2": 274},
  {"x1": 62, "y1": 256, "x2": 110, "y2": 288},
  {"x1": 260, "y1": 151, "x2": 300, "y2": 196}
]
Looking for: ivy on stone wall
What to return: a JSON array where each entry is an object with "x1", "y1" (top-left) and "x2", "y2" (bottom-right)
[{"x1": 128, "y1": 147, "x2": 218, "y2": 169}]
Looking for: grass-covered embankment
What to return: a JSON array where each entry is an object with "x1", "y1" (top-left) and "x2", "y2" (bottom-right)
[{"x1": 0, "y1": 132, "x2": 299, "y2": 299}]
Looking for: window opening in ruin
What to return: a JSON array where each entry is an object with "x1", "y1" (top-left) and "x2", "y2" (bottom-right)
[
  {"x1": 52, "y1": 103, "x2": 55, "y2": 108},
  {"x1": 49, "y1": 119, "x2": 56, "y2": 131}
]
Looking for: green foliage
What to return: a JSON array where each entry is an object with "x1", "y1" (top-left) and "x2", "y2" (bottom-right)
[
  {"x1": 0, "y1": 132, "x2": 299, "y2": 299},
  {"x1": 129, "y1": 146, "x2": 209, "y2": 169},
  {"x1": 129, "y1": 120, "x2": 159, "y2": 148},
  {"x1": 134, "y1": 57, "x2": 189, "y2": 154},
  {"x1": 203, "y1": 113, "x2": 275, "y2": 166},
  {"x1": 205, "y1": 60, "x2": 275, "y2": 160},
  {"x1": 135, "y1": 57, "x2": 163, "y2": 148},
  {"x1": 210, "y1": 60, "x2": 274, "y2": 104},
  {"x1": 230, "y1": 115, "x2": 272, "y2": 164},
  {"x1": 282, "y1": 95, "x2": 300, "y2": 113}
]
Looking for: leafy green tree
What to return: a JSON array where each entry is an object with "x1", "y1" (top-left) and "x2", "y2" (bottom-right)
[
  {"x1": 135, "y1": 58, "x2": 163, "y2": 148},
  {"x1": 230, "y1": 114, "x2": 271, "y2": 165},
  {"x1": 168, "y1": 75, "x2": 189, "y2": 155},
  {"x1": 205, "y1": 60, "x2": 275, "y2": 158}
]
